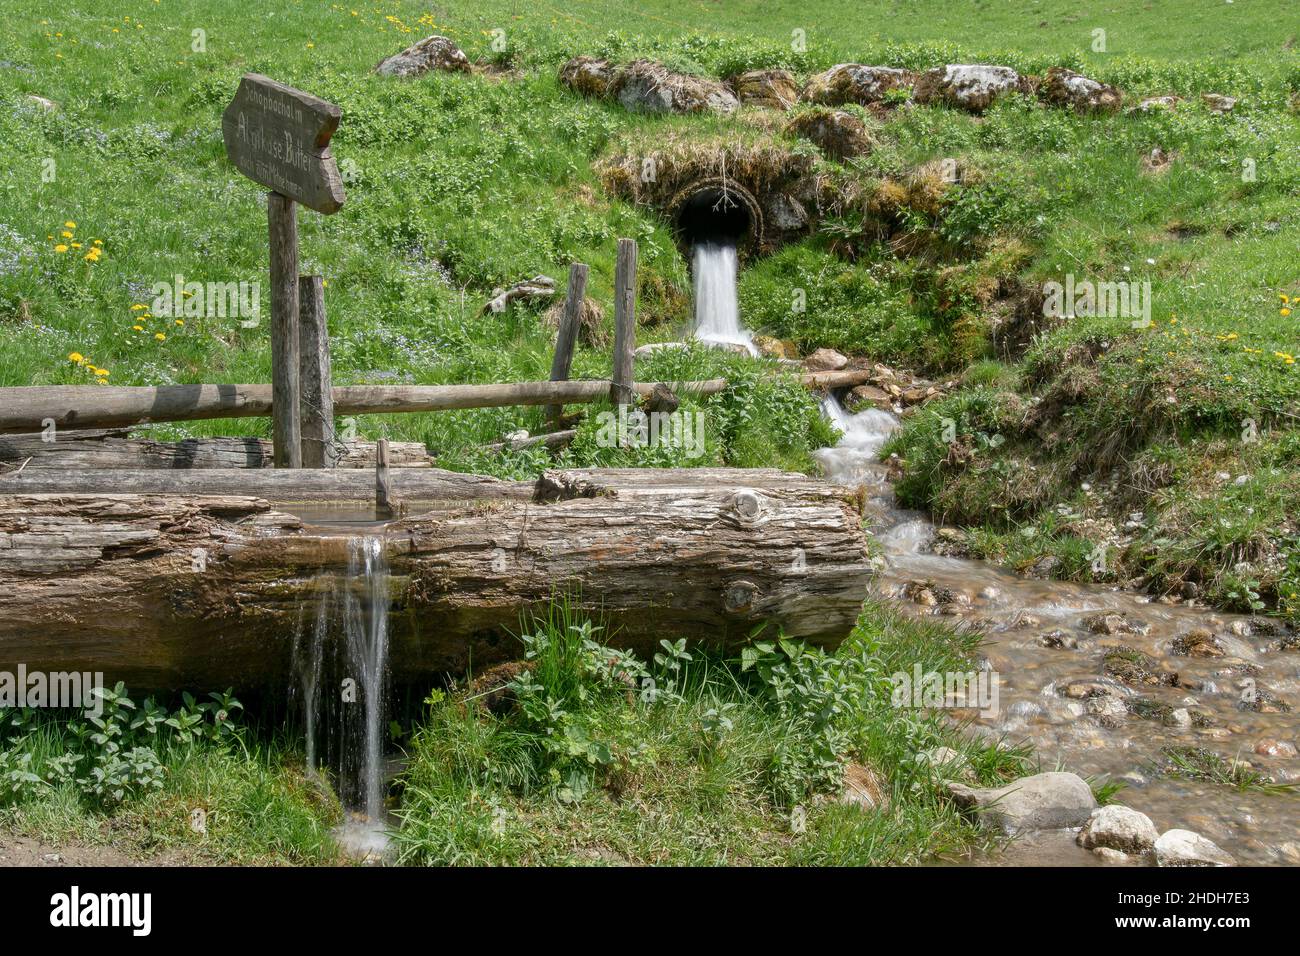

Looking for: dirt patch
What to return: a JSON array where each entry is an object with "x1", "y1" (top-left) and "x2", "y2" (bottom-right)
[{"x1": 0, "y1": 831, "x2": 186, "y2": 867}]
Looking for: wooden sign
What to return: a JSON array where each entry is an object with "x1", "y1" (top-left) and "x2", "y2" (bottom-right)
[
  {"x1": 221, "y1": 75, "x2": 346, "y2": 467},
  {"x1": 221, "y1": 74, "x2": 345, "y2": 214}
]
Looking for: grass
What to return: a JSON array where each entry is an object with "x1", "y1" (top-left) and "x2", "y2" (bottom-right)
[
  {"x1": 392, "y1": 600, "x2": 1033, "y2": 866},
  {"x1": 1, "y1": 0, "x2": 1297, "y2": 862}
]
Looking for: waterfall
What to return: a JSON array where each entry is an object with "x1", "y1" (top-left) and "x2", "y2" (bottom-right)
[
  {"x1": 692, "y1": 241, "x2": 756, "y2": 355},
  {"x1": 292, "y1": 535, "x2": 391, "y2": 832}
]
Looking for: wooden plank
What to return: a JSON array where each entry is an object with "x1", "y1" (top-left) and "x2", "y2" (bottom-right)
[
  {"x1": 611, "y1": 238, "x2": 637, "y2": 406},
  {"x1": 546, "y1": 262, "x2": 589, "y2": 424},
  {"x1": 0, "y1": 431, "x2": 432, "y2": 470},
  {"x1": 298, "y1": 275, "x2": 335, "y2": 468},
  {"x1": 221, "y1": 74, "x2": 345, "y2": 214}
]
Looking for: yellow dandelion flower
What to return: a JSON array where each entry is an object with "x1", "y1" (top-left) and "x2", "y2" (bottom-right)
[
  {"x1": 94, "y1": 368, "x2": 109, "y2": 377},
  {"x1": 68, "y1": 352, "x2": 84, "y2": 363},
  {"x1": 132, "y1": 325, "x2": 144, "y2": 332},
  {"x1": 71, "y1": 242, "x2": 82, "y2": 249},
  {"x1": 154, "y1": 333, "x2": 166, "y2": 341},
  {"x1": 1282, "y1": 308, "x2": 1292, "y2": 317},
  {"x1": 174, "y1": 319, "x2": 184, "y2": 326},
  {"x1": 93, "y1": 239, "x2": 103, "y2": 246},
  {"x1": 54, "y1": 244, "x2": 68, "y2": 253},
  {"x1": 131, "y1": 304, "x2": 146, "y2": 311},
  {"x1": 64, "y1": 221, "x2": 76, "y2": 229},
  {"x1": 61, "y1": 231, "x2": 73, "y2": 239}
]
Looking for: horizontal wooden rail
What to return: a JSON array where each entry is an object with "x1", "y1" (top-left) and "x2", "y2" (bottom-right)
[{"x1": 0, "y1": 369, "x2": 871, "y2": 434}]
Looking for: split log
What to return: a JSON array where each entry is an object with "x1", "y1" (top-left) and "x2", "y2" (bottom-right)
[
  {"x1": 0, "y1": 429, "x2": 432, "y2": 470},
  {"x1": 0, "y1": 477, "x2": 872, "y2": 688}
]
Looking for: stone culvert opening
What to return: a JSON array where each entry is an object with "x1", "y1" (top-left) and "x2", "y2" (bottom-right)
[
  {"x1": 668, "y1": 178, "x2": 763, "y2": 254},
  {"x1": 595, "y1": 140, "x2": 816, "y2": 261}
]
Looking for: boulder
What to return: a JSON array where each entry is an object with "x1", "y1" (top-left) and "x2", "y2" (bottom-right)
[
  {"x1": 946, "y1": 771, "x2": 1097, "y2": 833},
  {"x1": 1154, "y1": 829, "x2": 1236, "y2": 867},
  {"x1": 374, "y1": 35, "x2": 471, "y2": 78},
  {"x1": 612, "y1": 60, "x2": 738, "y2": 115},
  {"x1": 1077, "y1": 805, "x2": 1159, "y2": 855},
  {"x1": 752, "y1": 335, "x2": 794, "y2": 359},
  {"x1": 1092, "y1": 846, "x2": 1143, "y2": 865},
  {"x1": 1201, "y1": 93, "x2": 1237, "y2": 114},
  {"x1": 1040, "y1": 67, "x2": 1122, "y2": 113},
  {"x1": 802, "y1": 64, "x2": 912, "y2": 106},
  {"x1": 846, "y1": 383, "x2": 893, "y2": 411},
  {"x1": 785, "y1": 108, "x2": 874, "y2": 160},
  {"x1": 1171, "y1": 628, "x2": 1224, "y2": 658},
  {"x1": 729, "y1": 69, "x2": 799, "y2": 110},
  {"x1": 1082, "y1": 611, "x2": 1146, "y2": 635},
  {"x1": 913, "y1": 64, "x2": 1026, "y2": 112},
  {"x1": 804, "y1": 347, "x2": 849, "y2": 372},
  {"x1": 559, "y1": 56, "x2": 618, "y2": 98}
]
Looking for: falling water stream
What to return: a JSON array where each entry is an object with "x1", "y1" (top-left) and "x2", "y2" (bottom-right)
[
  {"x1": 692, "y1": 242, "x2": 757, "y2": 356},
  {"x1": 692, "y1": 250, "x2": 1298, "y2": 864},
  {"x1": 292, "y1": 535, "x2": 392, "y2": 860}
]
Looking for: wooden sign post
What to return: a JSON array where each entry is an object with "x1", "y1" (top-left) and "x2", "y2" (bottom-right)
[{"x1": 222, "y1": 74, "x2": 345, "y2": 467}]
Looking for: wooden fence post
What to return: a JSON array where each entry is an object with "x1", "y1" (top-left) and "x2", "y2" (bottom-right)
[
  {"x1": 298, "y1": 275, "x2": 336, "y2": 468},
  {"x1": 268, "y1": 192, "x2": 301, "y2": 468},
  {"x1": 611, "y1": 239, "x2": 637, "y2": 407},
  {"x1": 375, "y1": 437, "x2": 393, "y2": 518},
  {"x1": 546, "y1": 262, "x2": 588, "y2": 425}
]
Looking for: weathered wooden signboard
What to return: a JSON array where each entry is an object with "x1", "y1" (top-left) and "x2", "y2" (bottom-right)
[
  {"x1": 221, "y1": 74, "x2": 345, "y2": 214},
  {"x1": 222, "y1": 74, "x2": 345, "y2": 467}
]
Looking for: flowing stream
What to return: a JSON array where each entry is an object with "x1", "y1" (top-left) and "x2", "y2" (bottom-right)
[
  {"x1": 292, "y1": 535, "x2": 392, "y2": 859},
  {"x1": 815, "y1": 396, "x2": 1299, "y2": 865}
]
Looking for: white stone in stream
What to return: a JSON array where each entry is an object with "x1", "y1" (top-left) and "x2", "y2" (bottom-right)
[
  {"x1": 1077, "y1": 805, "x2": 1159, "y2": 854},
  {"x1": 804, "y1": 347, "x2": 849, "y2": 371},
  {"x1": 1154, "y1": 829, "x2": 1236, "y2": 867},
  {"x1": 1092, "y1": 846, "x2": 1143, "y2": 865},
  {"x1": 946, "y1": 771, "x2": 1096, "y2": 833}
]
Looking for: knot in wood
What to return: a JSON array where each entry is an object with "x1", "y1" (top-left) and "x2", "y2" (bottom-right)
[
  {"x1": 722, "y1": 580, "x2": 759, "y2": 614},
  {"x1": 728, "y1": 488, "x2": 765, "y2": 525}
]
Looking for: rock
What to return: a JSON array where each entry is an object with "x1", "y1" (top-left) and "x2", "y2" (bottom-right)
[
  {"x1": 840, "y1": 762, "x2": 888, "y2": 811},
  {"x1": 1078, "y1": 805, "x2": 1159, "y2": 854},
  {"x1": 916, "y1": 746, "x2": 972, "y2": 780},
  {"x1": 1254, "y1": 739, "x2": 1298, "y2": 758},
  {"x1": 1104, "y1": 646, "x2": 1178, "y2": 687},
  {"x1": 1063, "y1": 679, "x2": 1124, "y2": 700},
  {"x1": 1238, "y1": 689, "x2": 1292, "y2": 714},
  {"x1": 25, "y1": 94, "x2": 58, "y2": 112},
  {"x1": 612, "y1": 60, "x2": 738, "y2": 115},
  {"x1": 1026, "y1": 555, "x2": 1059, "y2": 578},
  {"x1": 804, "y1": 347, "x2": 849, "y2": 371},
  {"x1": 751, "y1": 335, "x2": 788, "y2": 359},
  {"x1": 802, "y1": 64, "x2": 912, "y2": 106},
  {"x1": 1168, "y1": 708, "x2": 1192, "y2": 729},
  {"x1": 633, "y1": 341, "x2": 689, "y2": 359},
  {"x1": 1202, "y1": 93, "x2": 1237, "y2": 113},
  {"x1": 1154, "y1": 829, "x2": 1236, "y2": 867},
  {"x1": 1135, "y1": 95, "x2": 1181, "y2": 112},
  {"x1": 1171, "y1": 628, "x2": 1224, "y2": 658},
  {"x1": 946, "y1": 771, "x2": 1097, "y2": 833},
  {"x1": 729, "y1": 69, "x2": 799, "y2": 110},
  {"x1": 763, "y1": 192, "x2": 809, "y2": 232},
  {"x1": 785, "y1": 108, "x2": 874, "y2": 160},
  {"x1": 1228, "y1": 620, "x2": 1252, "y2": 637},
  {"x1": 1083, "y1": 612, "x2": 1147, "y2": 635},
  {"x1": 1040, "y1": 67, "x2": 1122, "y2": 113},
  {"x1": 1092, "y1": 846, "x2": 1143, "y2": 865},
  {"x1": 845, "y1": 383, "x2": 892, "y2": 411},
  {"x1": 480, "y1": 275, "x2": 556, "y2": 314},
  {"x1": 1086, "y1": 696, "x2": 1127, "y2": 725},
  {"x1": 1038, "y1": 630, "x2": 1079, "y2": 650},
  {"x1": 913, "y1": 64, "x2": 1026, "y2": 113},
  {"x1": 559, "y1": 56, "x2": 617, "y2": 98},
  {"x1": 373, "y1": 35, "x2": 471, "y2": 77}
]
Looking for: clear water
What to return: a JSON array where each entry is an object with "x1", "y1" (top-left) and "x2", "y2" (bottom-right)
[
  {"x1": 692, "y1": 242, "x2": 757, "y2": 356},
  {"x1": 291, "y1": 535, "x2": 392, "y2": 859}
]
